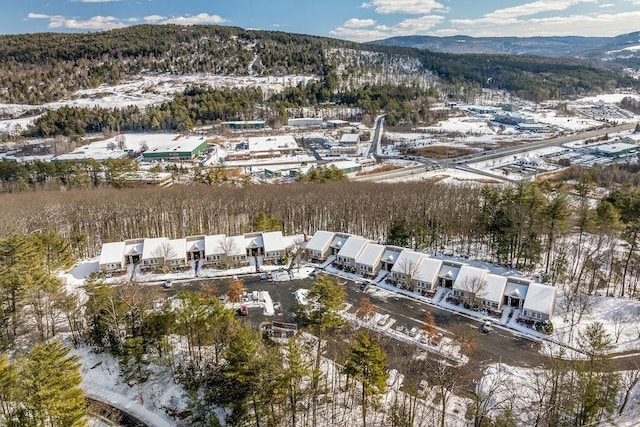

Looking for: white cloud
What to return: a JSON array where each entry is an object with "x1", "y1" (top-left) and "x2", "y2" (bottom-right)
[
  {"x1": 27, "y1": 11, "x2": 227, "y2": 31},
  {"x1": 49, "y1": 15, "x2": 126, "y2": 30},
  {"x1": 483, "y1": 0, "x2": 597, "y2": 21},
  {"x1": 143, "y1": 15, "x2": 167, "y2": 23},
  {"x1": 599, "y1": 3, "x2": 615, "y2": 7},
  {"x1": 28, "y1": 12, "x2": 124, "y2": 30},
  {"x1": 360, "y1": 0, "x2": 445, "y2": 15},
  {"x1": 162, "y1": 13, "x2": 226, "y2": 26},
  {"x1": 440, "y1": 11, "x2": 640, "y2": 38},
  {"x1": 342, "y1": 18, "x2": 376, "y2": 29},
  {"x1": 71, "y1": 0, "x2": 122, "y2": 3},
  {"x1": 332, "y1": 14, "x2": 443, "y2": 42},
  {"x1": 27, "y1": 13, "x2": 52, "y2": 20}
]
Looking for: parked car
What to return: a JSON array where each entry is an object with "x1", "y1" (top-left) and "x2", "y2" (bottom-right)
[
  {"x1": 162, "y1": 279, "x2": 173, "y2": 288},
  {"x1": 260, "y1": 273, "x2": 269, "y2": 281},
  {"x1": 481, "y1": 320, "x2": 493, "y2": 333}
]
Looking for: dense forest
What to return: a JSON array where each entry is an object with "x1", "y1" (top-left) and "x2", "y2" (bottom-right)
[
  {"x1": 0, "y1": 24, "x2": 635, "y2": 105},
  {"x1": 1, "y1": 179, "x2": 639, "y2": 425}
]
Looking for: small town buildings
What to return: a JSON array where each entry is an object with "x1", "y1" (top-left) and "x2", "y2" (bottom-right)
[
  {"x1": 335, "y1": 236, "x2": 370, "y2": 270},
  {"x1": 222, "y1": 120, "x2": 267, "y2": 130},
  {"x1": 413, "y1": 258, "x2": 443, "y2": 296},
  {"x1": 99, "y1": 241, "x2": 126, "y2": 272},
  {"x1": 262, "y1": 231, "x2": 287, "y2": 263},
  {"x1": 590, "y1": 142, "x2": 639, "y2": 158},
  {"x1": 389, "y1": 250, "x2": 423, "y2": 286},
  {"x1": 503, "y1": 277, "x2": 530, "y2": 310},
  {"x1": 287, "y1": 118, "x2": 323, "y2": 127},
  {"x1": 438, "y1": 261, "x2": 463, "y2": 288},
  {"x1": 452, "y1": 265, "x2": 490, "y2": 307},
  {"x1": 339, "y1": 133, "x2": 360, "y2": 144},
  {"x1": 477, "y1": 274, "x2": 508, "y2": 312},
  {"x1": 186, "y1": 235, "x2": 205, "y2": 261},
  {"x1": 521, "y1": 282, "x2": 557, "y2": 321},
  {"x1": 355, "y1": 243, "x2": 386, "y2": 278},
  {"x1": 305, "y1": 230, "x2": 335, "y2": 262},
  {"x1": 166, "y1": 238, "x2": 188, "y2": 269},
  {"x1": 141, "y1": 238, "x2": 169, "y2": 271},
  {"x1": 141, "y1": 137, "x2": 209, "y2": 162},
  {"x1": 329, "y1": 233, "x2": 350, "y2": 257},
  {"x1": 380, "y1": 247, "x2": 403, "y2": 272}
]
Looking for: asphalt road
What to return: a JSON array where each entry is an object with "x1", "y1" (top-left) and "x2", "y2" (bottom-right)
[{"x1": 163, "y1": 273, "x2": 544, "y2": 372}]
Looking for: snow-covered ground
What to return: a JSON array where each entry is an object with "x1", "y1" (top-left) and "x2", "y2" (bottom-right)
[{"x1": 0, "y1": 74, "x2": 317, "y2": 134}]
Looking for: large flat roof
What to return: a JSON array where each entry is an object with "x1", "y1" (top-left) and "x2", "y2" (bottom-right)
[{"x1": 247, "y1": 135, "x2": 299, "y2": 152}]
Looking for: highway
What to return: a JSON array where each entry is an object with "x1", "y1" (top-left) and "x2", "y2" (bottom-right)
[{"x1": 352, "y1": 121, "x2": 638, "y2": 183}]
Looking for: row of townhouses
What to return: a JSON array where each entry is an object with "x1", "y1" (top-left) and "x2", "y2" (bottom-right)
[
  {"x1": 98, "y1": 229, "x2": 557, "y2": 323},
  {"x1": 304, "y1": 230, "x2": 556, "y2": 322},
  {"x1": 98, "y1": 231, "x2": 295, "y2": 273}
]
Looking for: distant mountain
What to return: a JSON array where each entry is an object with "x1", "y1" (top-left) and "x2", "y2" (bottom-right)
[{"x1": 370, "y1": 32, "x2": 640, "y2": 66}]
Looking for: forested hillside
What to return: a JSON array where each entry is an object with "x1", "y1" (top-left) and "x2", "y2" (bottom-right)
[{"x1": 0, "y1": 24, "x2": 635, "y2": 105}]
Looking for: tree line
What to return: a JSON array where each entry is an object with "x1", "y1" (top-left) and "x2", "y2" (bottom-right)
[{"x1": 0, "y1": 24, "x2": 635, "y2": 105}]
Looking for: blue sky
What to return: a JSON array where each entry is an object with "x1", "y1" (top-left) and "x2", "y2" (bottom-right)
[{"x1": 6, "y1": 0, "x2": 640, "y2": 41}]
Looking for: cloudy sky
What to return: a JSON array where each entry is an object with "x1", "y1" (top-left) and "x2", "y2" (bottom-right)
[{"x1": 6, "y1": 0, "x2": 640, "y2": 41}]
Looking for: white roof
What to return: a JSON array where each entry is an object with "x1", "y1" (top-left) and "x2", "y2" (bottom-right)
[
  {"x1": 340, "y1": 133, "x2": 360, "y2": 144},
  {"x1": 330, "y1": 235, "x2": 348, "y2": 249},
  {"x1": 523, "y1": 283, "x2": 556, "y2": 315},
  {"x1": 594, "y1": 142, "x2": 637, "y2": 154},
  {"x1": 204, "y1": 234, "x2": 227, "y2": 256},
  {"x1": 356, "y1": 243, "x2": 386, "y2": 267},
  {"x1": 227, "y1": 235, "x2": 247, "y2": 256},
  {"x1": 337, "y1": 236, "x2": 370, "y2": 260},
  {"x1": 453, "y1": 265, "x2": 489, "y2": 291},
  {"x1": 382, "y1": 249, "x2": 401, "y2": 264},
  {"x1": 306, "y1": 231, "x2": 335, "y2": 252},
  {"x1": 263, "y1": 231, "x2": 285, "y2": 252},
  {"x1": 142, "y1": 237, "x2": 169, "y2": 260},
  {"x1": 99, "y1": 241, "x2": 125, "y2": 266},
  {"x1": 124, "y1": 240, "x2": 144, "y2": 256},
  {"x1": 438, "y1": 264, "x2": 461, "y2": 280},
  {"x1": 245, "y1": 234, "x2": 264, "y2": 249},
  {"x1": 166, "y1": 239, "x2": 186, "y2": 260},
  {"x1": 186, "y1": 236, "x2": 205, "y2": 252},
  {"x1": 414, "y1": 258, "x2": 443, "y2": 284},
  {"x1": 247, "y1": 135, "x2": 299, "y2": 152},
  {"x1": 478, "y1": 274, "x2": 508, "y2": 303},
  {"x1": 391, "y1": 250, "x2": 423, "y2": 274},
  {"x1": 505, "y1": 281, "x2": 529, "y2": 300}
]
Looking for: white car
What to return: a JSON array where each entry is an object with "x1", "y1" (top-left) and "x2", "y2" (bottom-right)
[{"x1": 481, "y1": 320, "x2": 493, "y2": 333}]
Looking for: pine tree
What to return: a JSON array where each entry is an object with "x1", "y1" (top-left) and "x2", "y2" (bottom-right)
[
  {"x1": 343, "y1": 331, "x2": 388, "y2": 427},
  {"x1": 17, "y1": 340, "x2": 87, "y2": 427}
]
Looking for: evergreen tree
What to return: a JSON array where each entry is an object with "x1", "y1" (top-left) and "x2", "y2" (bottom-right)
[
  {"x1": 386, "y1": 217, "x2": 411, "y2": 248},
  {"x1": 17, "y1": 341, "x2": 87, "y2": 427},
  {"x1": 343, "y1": 331, "x2": 388, "y2": 427}
]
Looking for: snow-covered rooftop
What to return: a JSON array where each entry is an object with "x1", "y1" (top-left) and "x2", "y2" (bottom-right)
[
  {"x1": 356, "y1": 243, "x2": 386, "y2": 267},
  {"x1": 141, "y1": 237, "x2": 168, "y2": 260},
  {"x1": 330, "y1": 235, "x2": 349, "y2": 249},
  {"x1": 263, "y1": 231, "x2": 285, "y2": 253},
  {"x1": 391, "y1": 250, "x2": 423, "y2": 274},
  {"x1": 382, "y1": 248, "x2": 401, "y2": 264},
  {"x1": 522, "y1": 283, "x2": 556, "y2": 315},
  {"x1": 227, "y1": 235, "x2": 248, "y2": 257},
  {"x1": 204, "y1": 234, "x2": 226, "y2": 256},
  {"x1": 413, "y1": 257, "x2": 443, "y2": 284},
  {"x1": 186, "y1": 235, "x2": 205, "y2": 253},
  {"x1": 337, "y1": 236, "x2": 370, "y2": 260},
  {"x1": 478, "y1": 274, "x2": 508, "y2": 303},
  {"x1": 453, "y1": 265, "x2": 489, "y2": 291},
  {"x1": 247, "y1": 135, "x2": 299, "y2": 152},
  {"x1": 124, "y1": 239, "x2": 143, "y2": 256},
  {"x1": 340, "y1": 133, "x2": 360, "y2": 144},
  {"x1": 305, "y1": 230, "x2": 335, "y2": 253},
  {"x1": 505, "y1": 281, "x2": 529, "y2": 300},
  {"x1": 167, "y1": 238, "x2": 186, "y2": 261},
  {"x1": 98, "y1": 241, "x2": 125, "y2": 266},
  {"x1": 245, "y1": 234, "x2": 264, "y2": 249}
]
